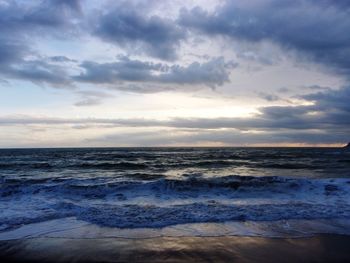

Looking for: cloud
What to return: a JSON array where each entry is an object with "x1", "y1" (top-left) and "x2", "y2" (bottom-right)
[
  {"x1": 302, "y1": 87, "x2": 350, "y2": 113},
  {"x1": 0, "y1": 42, "x2": 71, "y2": 86},
  {"x1": 74, "y1": 90, "x2": 111, "y2": 107},
  {"x1": 0, "y1": 0, "x2": 349, "y2": 146},
  {"x1": 65, "y1": 127, "x2": 350, "y2": 147},
  {"x1": 0, "y1": 40, "x2": 71, "y2": 86},
  {"x1": 0, "y1": 0, "x2": 81, "y2": 35},
  {"x1": 0, "y1": 0, "x2": 81, "y2": 86},
  {"x1": 94, "y1": 2, "x2": 185, "y2": 60},
  {"x1": 179, "y1": 0, "x2": 350, "y2": 75},
  {"x1": 0, "y1": 40, "x2": 27, "y2": 64},
  {"x1": 74, "y1": 56, "x2": 232, "y2": 90},
  {"x1": 49, "y1": 56, "x2": 77, "y2": 63},
  {"x1": 9, "y1": 60, "x2": 72, "y2": 86},
  {"x1": 74, "y1": 98, "x2": 101, "y2": 107},
  {"x1": 257, "y1": 92, "x2": 281, "y2": 102},
  {"x1": 1, "y1": 86, "x2": 349, "y2": 143}
]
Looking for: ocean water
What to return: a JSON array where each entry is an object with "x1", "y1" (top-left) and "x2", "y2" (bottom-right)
[{"x1": 1, "y1": 147, "x2": 350, "y2": 237}]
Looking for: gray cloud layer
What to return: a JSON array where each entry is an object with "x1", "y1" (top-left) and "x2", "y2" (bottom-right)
[
  {"x1": 2, "y1": 0, "x2": 350, "y2": 86},
  {"x1": 179, "y1": 0, "x2": 350, "y2": 75},
  {"x1": 2, "y1": 86, "x2": 349, "y2": 144},
  {"x1": 75, "y1": 56, "x2": 232, "y2": 89},
  {"x1": 0, "y1": 0, "x2": 81, "y2": 34},
  {"x1": 0, "y1": 0, "x2": 80, "y2": 86},
  {"x1": 94, "y1": 2, "x2": 185, "y2": 60},
  {"x1": 0, "y1": 0, "x2": 350, "y2": 145},
  {"x1": 91, "y1": 129, "x2": 348, "y2": 147},
  {"x1": 0, "y1": 41, "x2": 71, "y2": 86}
]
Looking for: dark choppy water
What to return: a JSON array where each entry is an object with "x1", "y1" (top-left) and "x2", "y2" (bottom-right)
[{"x1": 1, "y1": 147, "x2": 350, "y2": 234}]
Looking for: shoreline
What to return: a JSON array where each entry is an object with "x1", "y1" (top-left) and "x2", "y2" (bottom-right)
[
  {"x1": 2, "y1": 217, "x2": 350, "y2": 241},
  {"x1": 1, "y1": 218, "x2": 350, "y2": 262},
  {"x1": 1, "y1": 234, "x2": 350, "y2": 262}
]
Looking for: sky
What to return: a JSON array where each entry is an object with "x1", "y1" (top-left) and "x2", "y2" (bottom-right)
[{"x1": 0, "y1": 0, "x2": 349, "y2": 147}]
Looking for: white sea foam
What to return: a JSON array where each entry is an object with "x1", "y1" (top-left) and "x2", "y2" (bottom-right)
[{"x1": 1, "y1": 176, "x2": 350, "y2": 231}]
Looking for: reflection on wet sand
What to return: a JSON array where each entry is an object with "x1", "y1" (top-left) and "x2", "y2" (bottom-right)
[{"x1": 1, "y1": 234, "x2": 350, "y2": 262}]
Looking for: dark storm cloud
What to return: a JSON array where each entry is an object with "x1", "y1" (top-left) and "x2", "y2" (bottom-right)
[
  {"x1": 74, "y1": 56, "x2": 232, "y2": 89},
  {"x1": 179, "y1": 0, "x2": 350, "y2": 74},
  {"x1": 94, "y1": 2, "x2": 186, "y2": 60}
]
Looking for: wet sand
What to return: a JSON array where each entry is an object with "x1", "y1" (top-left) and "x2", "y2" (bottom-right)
[{"x1": 1, "y1": 234, "x2": 350, "y2": 263}]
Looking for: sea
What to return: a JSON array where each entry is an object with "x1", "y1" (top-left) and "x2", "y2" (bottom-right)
[{"x1": 1, "y1": 147, "x2": 350, "y2": 238}]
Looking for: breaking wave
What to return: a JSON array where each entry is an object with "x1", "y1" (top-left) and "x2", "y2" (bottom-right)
[
  {"x1": 1, "y1": 175, "x2": 350, "y2": 231},
  {"x1": 1, "y1": 147, "x2": 350, "y2": 236}
]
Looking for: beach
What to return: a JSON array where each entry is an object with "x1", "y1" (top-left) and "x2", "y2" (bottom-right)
[
  {"x1": 1, "y1": 148, "x2": 350, "y2": 262},
  {"x1": 1, "y1": 234, "x2": 350, "y2": 263},
  {"x1": 2, "y1": 0, "x2": 350, "y2": 260},
  {"x1": 0, "y1": 217, "x2": 350, "y2": 263}
]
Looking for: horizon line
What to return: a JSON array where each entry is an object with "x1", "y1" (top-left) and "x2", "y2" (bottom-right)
[{"x1": 0, "y1": 144, "x2": 347, "y2": 150}]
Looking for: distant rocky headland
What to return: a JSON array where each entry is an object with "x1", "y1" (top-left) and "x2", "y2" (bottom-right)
[{"x1": 343, "y1": 143, "x2": 350, "y2": 149}]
